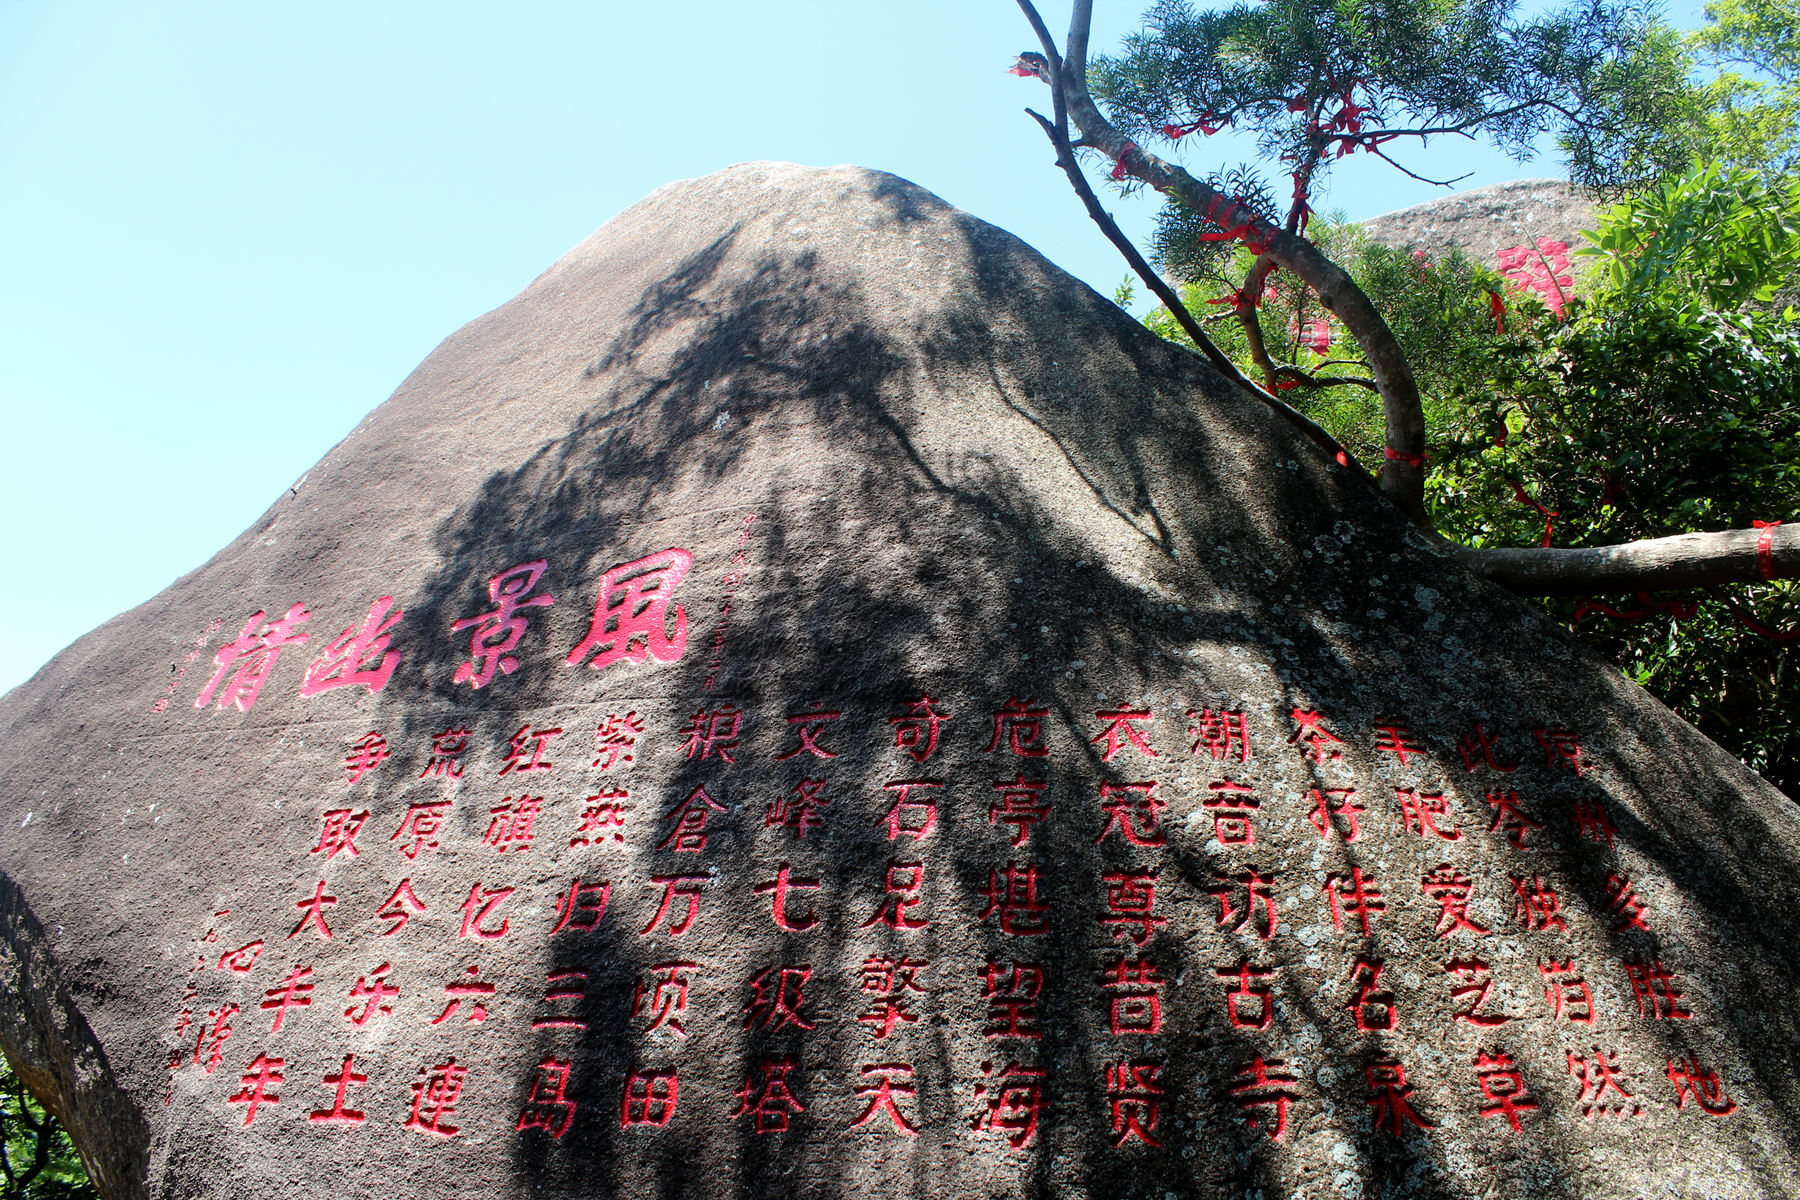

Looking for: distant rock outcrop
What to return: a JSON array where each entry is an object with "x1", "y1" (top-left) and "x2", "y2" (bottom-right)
[{"x1": 1359, "y1": 178, "x2": 1599, "y2": 267}]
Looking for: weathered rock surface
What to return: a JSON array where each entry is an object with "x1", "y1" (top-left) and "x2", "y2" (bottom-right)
[
  {"x1": 2, "y1": 162, "x2": 1796, "y2": 1200},
  {"x1": 1359, "y1": 177, "x2": 1599, "y2": 268}
]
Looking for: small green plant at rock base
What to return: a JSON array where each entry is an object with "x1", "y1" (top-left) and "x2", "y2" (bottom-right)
[{"x1": 0, "y1": 1061, "x2": 98, "y2": 1200}]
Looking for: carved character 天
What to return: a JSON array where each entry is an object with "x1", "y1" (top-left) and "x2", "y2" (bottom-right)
[
  {"x1": 450, "y1": 560, "x2": 554, "y2": 689},
  {"x1": 851, "y1": 1063, "x2": 920, "y2": 1137}
]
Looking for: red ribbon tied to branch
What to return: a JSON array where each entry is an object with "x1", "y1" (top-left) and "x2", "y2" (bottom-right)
[
  {"x1": 1384, "y1": 446, "x2": 1426, "y2": 469},
  {"x1": 1572, "y1": 593, "x2": 1699, "y2": 625},
  {"x1": 1110, "y1": 142, "x2": 1139, "y2": 181},
  {"x1": 1487, "y1": 290, "x2": 1506, "y2": 334},
  {"x1": 1754, "y1": 520, "x2": 1782, "y2": 581},
  {"x1": 1508, "y1": 481, "x2": 1558, "y2": 547},
  {"x1": 1162, "y1": 114, "x2": 1226, "y2": 139}
]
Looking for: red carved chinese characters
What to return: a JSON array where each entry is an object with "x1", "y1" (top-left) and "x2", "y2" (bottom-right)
[
  {"x1": 863, "y1": 862, "x2": 929, "y2": 930},
  {"x1": 1605, "y1": 874, "x2": 1652, "y2": 932},
  {"x1": 1455, "y1": 722, "x2": 1517, "y2": 772},
  {"x1": 1568, "y1": 1047, "x2": 1639, "y2": 1117},
  {"x1": 1422, "y1": 866, "x2": 1489, "y2": 938},
  {"x1": 591, "y1": 712, "x2": 644, "y2": 770},
  {"x1": 743, "y1": 966, "x2": 814, "y2": 1032},
  {"x1": 633, "y1": 963, "x2": 700, "y2": 1035},
  {"x1": 390, "y1": 801, "x2": 454, "y2": 860},
  {"x1": 889, "y1": 695, "x2": 946, "y2": 763},
  {"x1": 731, "y1": 1058, "x2": 805, "y2": 1133},
  {"x1": 517, "y1": 1058, "x2": 577, "y2": 1138},
  {"x1": 195, "y1": 605, "x2": 310, "y2": 712},
  {"x1": 767, "y1": 779, "x2": 828, "y2": 839},
  {"x1": 549, "y1": 878, "x2": 610, "y2": 935},
  {"x1": 1624, "y1": 958, "x2": 1693, "y2": 1020},
  {"x1": 260, "y1": 965, "x2": 314, "y2": 1032},
  {"x1": 621, "y1": 1070, "x2": 680, "y2": 1128},
  {"x1": 1472, "y1": 1051, "x2": 1537, "y2": 1131},
  {"x1": 990, "y1": 775, "x2": 1050, "y2": 845},
  {"x1": 1288, "y1": 708, "x2": 1345, "y2": 761},
  {"x1": 451, "y1": 560, "x2": 553, "y2": 689},
  {"x1": 1095, "y1": 781, "x2": 1166, "y2": 847},
  {"x1": 311, "y1": 808, "x2": 368, "y2": 860},
  {"x1": 1188, "y1": 707, "x2": 1249, "y2": 762},
  {"x1": 1345, "y1": 958, "x2": 1396, "y2": 1032},
  {"x1": 1539, "y1": 960, "x2": 1597, "y2": 1024},
  {"x1": 309, "y1": 1055, "x2": 367, "y2": 1125},
  {"x1": 1204, "y1": 780, "x2": 1260, "y2": 845},
  {"x1": 344, "y1": 963, "x2": 398, "y2": 1027},
  {"x1": 483, "y1": 795, "x2": 544, "y2": 853},
  {"x1": 217, "y1": 941, "x2": 263, "y2": 972},
  {"x1": 418, "y1": 727, "x2": 470, "y2": 780},
  {"x1": 1366, "y1": 1059, "x2": 1433, "y2": 1135},
  {"x1": 342, "y1": 732, "x2": 389, "y2": 786},
  {"x1": 1102, "y1": 870, "x2": 1168, "y2": 944},
  {"x1": 1207, "y1": 869, "x2": 1278, "y2": 940},
  {"x1": 1533, "y1": 724, "x2": 1588, "y2": 774},
  {"x1": 1448, "y1": 958, "x2": 1508, "y2": 1027},
  {"x1": 1666, "y1": 1057, "x2": 1737, "y2": 1115},
  {"x1": 1308, "y1": 787, "x2": 1363, "y2": 841},
  {"x1": 566, "y1": 548, "x2": 693, "y2": 671},
  {"x1": 1104, "y1": 1060, "x2": 1164, "y2": 1147},
  {"x1": 880, "y1": 780, "x2": 940, "y2": 841},
  {"x1": 1396, "y1": 788, "x2": 1462, "y2": 841},
  {"x1": 531, "y1": 969, "x2": 588, "y2": 1030},
  {"x1": 775, "y1": 702, "x2": 841, "y2": 760},
  {"x1": 1572, "y1": 797, "x2": 1617, "y2": 845},
  {"x1": 457, "y1": 884, "x2": 513, "y2": 940},
  {"x1": 226, "y1": 1053, "x2": 283, "y2": 1125},
  {"x1": 1485, "y1": 790, "x2": 1543, "y2": 847},
  {"x1": 641, "y1": 874, "x2": 709, "y2": 937},
  {"x1": 1091, "y1": 708, "x2": 1159, "y2": 762},
  {"x1": 1510, "y1": 875, "x2": 1567, "y2": 934},
  {"x1": 678, "y1": 706, "x2": 741, "y2": 762},
  {"x1": 1326, "y1": 868, "x2": 1387, "y2": 935},
  {"x1": 979, "y1": 863, "x2": 1050, "y2": 935},
  {"x1": 288, "y1": 883, "x2": 336, "y2": 941},
  {"x1": 859, "y1": 956, "x2": 927, "y2": 1038},
  {"x1": 570, "y1": 791, "x2": 629, "y2": 847},
  {"x1": 1099, "y1": 956, "x2": 1164, "y2": 1035},
  {"x1": 754, "y1": 865, "x2": 820, "y2": 932},
  {"x1": 498, "y1": 723, "x2": 561, "y2": 775},
  {"x1": 404, "y1": 1059, "x2": 468, "y2": 1138},
  {"x1": 1231, "y1": 1057, "x2": 1299, "y2": 1141},
  {"x1": 376, "y1": 879, "x2": 426, "y2": 936},
  {"x1": 301, "y1": 596, "x2": 403, "y2": 697},
  {"x1": 1372, "y1": 722, "x2": 1426, "y2": 765},
  {"x1": 981, "y1": 962, "x2": 1045, "y2": 1039},
  {"x1": 851, "y1": 1064, "x2": 919, "y2": 1137},
  {"x1": 1216, "y1": 961, "x2": 1276, "y2": 1029},
  {"x1": 986, "y1": 698, "x2": 1049, "y2": 757},
  {"x1": 972, "y1": 1062, "x2": 1044, "y2": 1150},
  {"x1": 431, "y1": 966, "x2": 493, "y2": 1025},
  {"x1": 656, "y1": 786, "x2": 726, "y2": 852}
]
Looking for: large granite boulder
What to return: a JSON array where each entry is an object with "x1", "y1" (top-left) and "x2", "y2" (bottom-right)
[
  {"x1": 2, "y1": 163, "x2": 1795, "y2": 1199},
  {"x1": 1357, "y1": 178, "x2": 1599, "y2": 269}
]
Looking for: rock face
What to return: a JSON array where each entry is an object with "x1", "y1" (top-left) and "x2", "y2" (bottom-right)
[
  {"x1": 1359, "y1": 177, "x2": 1599, "y2": 269},
  {"x1": 2, "y1": 162, "x2": 1797, "y2": 1200}
]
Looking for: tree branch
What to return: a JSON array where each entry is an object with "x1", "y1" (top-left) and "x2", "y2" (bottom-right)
[
  {"x1": 1451, "y1": 525, "x2": 1800, "y2": 595},
  {"x1": 1055, "y1": 0, "x2": 1433, "y2": 526}
]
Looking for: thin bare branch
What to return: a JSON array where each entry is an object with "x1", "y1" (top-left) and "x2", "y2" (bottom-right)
[{"x1": 1452, "y1": 525, "x2": 1800, "y2": 595}]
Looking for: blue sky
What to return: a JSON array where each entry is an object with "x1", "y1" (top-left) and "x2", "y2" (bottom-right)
[{"x1": 0, "y1": 1, "x2": 1705, "y2": 694}]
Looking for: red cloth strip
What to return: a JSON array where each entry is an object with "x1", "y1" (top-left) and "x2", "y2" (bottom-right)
[
  {"x1": 1384, "y1": 446, "x2": 1425, "y2": 469},
  {"x1": 1754, "y1": 520, "x2": 1782, "y2": 580}
]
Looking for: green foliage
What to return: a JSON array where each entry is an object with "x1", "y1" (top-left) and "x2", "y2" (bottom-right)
[
  {"x1": 0, "y1": 1062, "x2": 98, "y2": 1200},
  {"x1": 1578, "y1": 161, "x2": 1800, "y2": 309},
  {"x1": 1691, "y1": 0, "x2": 1800, "y2": 176}
]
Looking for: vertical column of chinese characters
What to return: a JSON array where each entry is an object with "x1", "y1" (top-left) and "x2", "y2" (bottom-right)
[
  {"x1": 971, "y1": 697, "x2": 1053, "y2": 1154},
  {"x1": 1091, "y1": 704, "x2": 1170, "y2": 1151}
]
